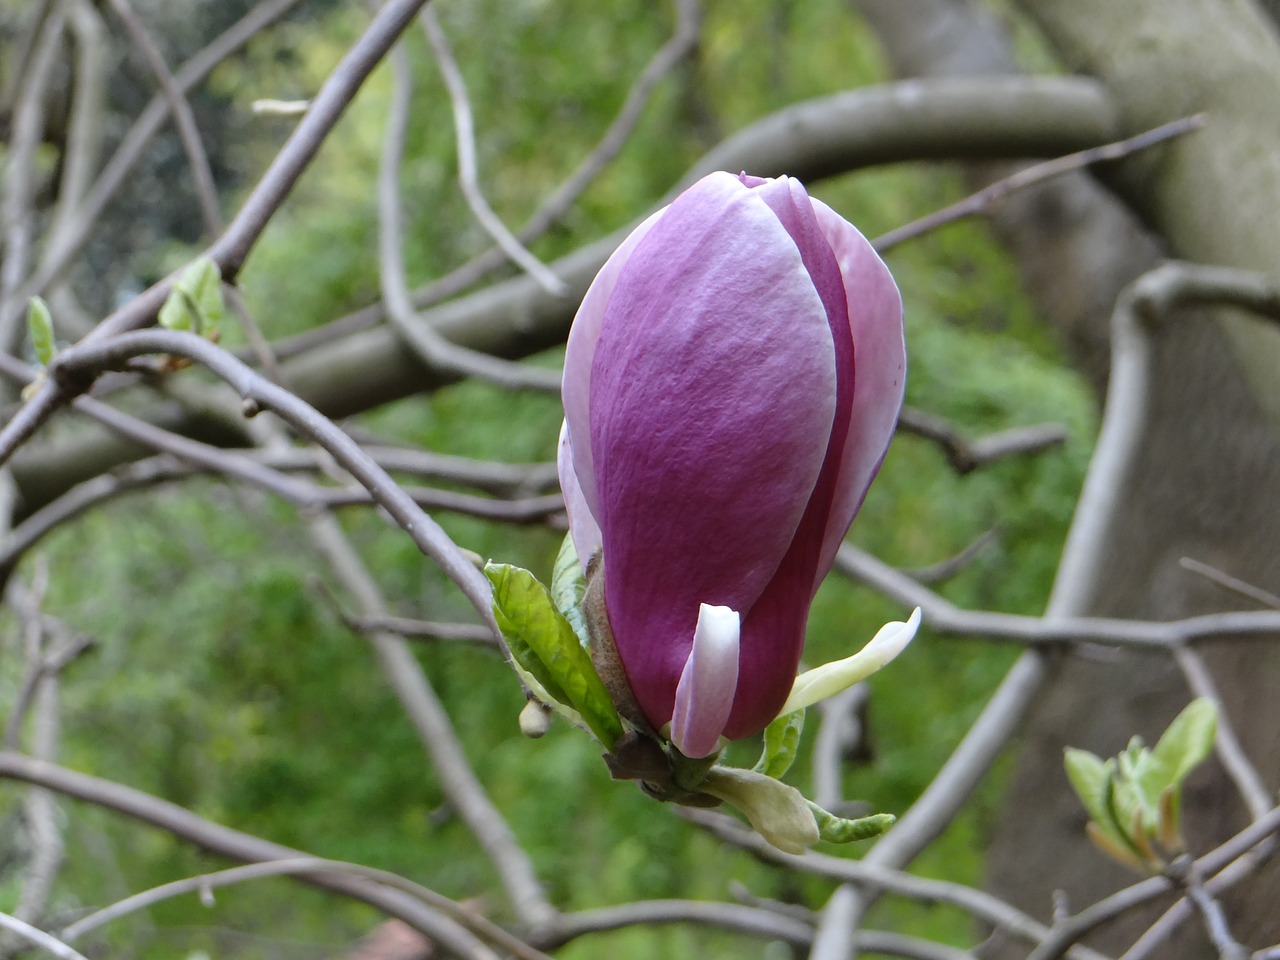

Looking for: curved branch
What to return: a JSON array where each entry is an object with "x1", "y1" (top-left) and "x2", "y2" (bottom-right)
[
  {"x1": 7, "y1": 76, "x2": 1121, "y2": 516},
  {"x1": 0, "y1": 752, "x2": 510, "y2": 960}
]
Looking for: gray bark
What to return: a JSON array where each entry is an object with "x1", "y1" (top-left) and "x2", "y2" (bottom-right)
[{"x1": 853, "y1": 0, "x2": 1280, "y2": 955}]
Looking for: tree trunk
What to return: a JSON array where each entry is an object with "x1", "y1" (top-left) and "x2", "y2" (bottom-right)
[{"x1": 853, "y1": 0, "x2": 1280, "y2": 955}]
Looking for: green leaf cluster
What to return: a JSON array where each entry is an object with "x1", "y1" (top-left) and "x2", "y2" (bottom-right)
[
  {"x1": 158, "y1": 257, "x2": 224, "y2": 339},
  {"x1": 1064, "y1": 698, "x2": 1217, "y2": 871}
]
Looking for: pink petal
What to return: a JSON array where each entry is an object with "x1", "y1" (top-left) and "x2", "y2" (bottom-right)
[
  {"x1": 557, "y1": 422, "x2": 601, "y2": 567},
  {"x1": 562, "y1": 208, "x2": 666, "y2": 524},
  {"x1": 590, "y1": 172, "x2": 837, "y2": 734},
  {"x1": 669, "y1": 603, "x2": 740, "y2": 759},
  {"x1": 809, "y1": 198, "x2": 905, "y2": 578}
]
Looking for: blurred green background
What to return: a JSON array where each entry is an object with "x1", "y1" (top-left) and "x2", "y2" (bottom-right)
[{"x1": 0, "y1": 0, "x2": 1093, "y2": 956}]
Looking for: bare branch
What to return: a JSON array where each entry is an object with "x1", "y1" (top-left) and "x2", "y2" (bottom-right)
[
  {"x1": 540, "y1": 899, "x2": 813, "y2": 950},
  {"x1": 308, "y1": 512, "x2": 555, "y2": 929},
  {"x1": 897, "y1": 406, "x2": 1068, "y2": 475},
  {"x1": 1180, "y1": 557, "x2": 1280, "y2": 610},
  {"x1": 0, "y1": 752, "x2": 512, "y2": 959},
  {"x1": 0, "y1": 913, "x2": 89, "y2": 960},
  {"x1": 901, "y1": 528, "x2": 1000, "y2": 585},
  {"x1": 378, "y1": 42, "x2": 560, "y2": 391},
  {"x1": 682, "y1": 808, "x2": 1110, "y2": 960},
  {"x1": 1166, "y1": 857, "x2": 1250, "y2": 960},
  {"x1": 61, "y1": 857, "x2": 549, "y2": 960},
  {"x1": 0, "y1": 5, "x2": 64, "y2": 355},
  {"x1": 1025, "y1": 805, "x2": 1280, "y2": 960},
  {"x1": 4, "y1": 77, "x2": 1126, "y2": 515},
  {"x1": 404, "y1": 0, "x2": 701, "y2": 309},
  {"x1": 20, "y1": 0, "x2": 306, "y2": 304},
  {"x1": 310, "y1": 578, "x2": 498, "y2": 648},
  {"x1": 420, "y1": 8, "x2": 565, "y2": 297},
  {"x1": 103, "y1": 0, "x2": 222, "y2": 237},
  {"x1": 1173, "y1": 647, "x2": 1273, "y2": 821},
  {"x1": 872, "y1": 115, "x2": 1204, "y2": 252},
  {"x1": 834, "y1": 545, "x2": 1280, "y2": 649}
]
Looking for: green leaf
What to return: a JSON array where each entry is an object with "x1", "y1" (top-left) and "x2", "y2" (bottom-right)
[
  {"x1": 753, "y1": 709, "x2": 804, "y2": 779},
  {"x1": 159, "y1": 257, "x2": 224, "y2": 337},
  {"x1": 1065, "y1": 749, "x2": 1140, "y2": 860},
  {"x1": 1064, "y1": 748, "x2": 1113, "y2": 830},
  {"x1": 807, "y1": 802, "x2": 895, "y2": 843},
  {"x1": 550, "y1": 533, "x2": 588, "y2": 647},
  {"x1": 485, "y1": 562, "x2": 622, "y2": 749},
  {"x1": 700, "y1": 766, "x2": 819, "y2": 854},
  {"x1": 27, "y1": 297, "x2": 55, "y2": 365},
  {"x1": 1144, "y1": 698, "x2": 1217, "y2": 797}
]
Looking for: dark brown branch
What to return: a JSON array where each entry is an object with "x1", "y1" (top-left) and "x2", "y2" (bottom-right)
[{"x1": 896, "y1": 406, "x2": 1068, "y2": 475}]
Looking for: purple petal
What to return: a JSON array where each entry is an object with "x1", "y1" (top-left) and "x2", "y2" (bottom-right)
[
  {"x1": 590, "y1": 172, "x2": 838, "y2": 733},
  {"x1": 713, "y1": 176, "x2": 857, "y2": 736},
  {"x1": 669, "y1": 603, "x2": 740, "y2": 759},
  {"x1": 557, "y1": 422, "x2": 601, "y2": 567},
  {"x1": 809, "y1": 198, "x2": 905, "y2": 577},
  {"x1": 562, "y1": 208, "x2": 666, "y2": 525}
]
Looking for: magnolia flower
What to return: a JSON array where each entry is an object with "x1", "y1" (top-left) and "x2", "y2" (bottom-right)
[{"x1": 559, "y1": 171, "x2": 906, "y2": 759}]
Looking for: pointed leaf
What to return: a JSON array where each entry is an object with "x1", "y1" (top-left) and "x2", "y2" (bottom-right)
[
  {"x1": 780, "y1": 608, "x2": 920, "y2": 715},
  {"x1": 551, "y1": 533, "x2": 589, "y2": 646},
  {"x1": 1144, "y1": 698, "x2": 1217, "y2": 797},
  {"x1": 1064, "y1": 748, "x2": 1113, "y2": 830},
  {"x1": 27, "y1": 297, "x2": 55, "y2": 365},
  {"x1": 753, "y1": 709, "x2": 805, "y2": 779},
  {"x1": 486, "y1": 562, "x2": 623, "y2": 748},
  {"x1": 1066, "y1": 750, "x2": 1141, "y2": 859},
  {"x1": 700, "y1": 766, "x2": 819, "y2": 854},
  {"x1": 1104, "y1": 759, "x2": 1152, "y2": 859},
  {"x1": 160, "y1": 257, "x2": 224, "y2": 337},
  {"x1": 807, "y1": 802, "x2": 895, "y2": 843}
]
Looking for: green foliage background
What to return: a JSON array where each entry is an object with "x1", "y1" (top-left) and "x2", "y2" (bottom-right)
[{"x1": 0, "y1": 0, "x2": 1093, "y2": 956}]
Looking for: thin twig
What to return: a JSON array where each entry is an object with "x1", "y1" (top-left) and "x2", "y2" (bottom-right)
[
  {"x1": 834, "y1": 546, "x2": 1280, "y2": 649},
  {"x1": 46, "y1": 0, "x2": 108, "y2": 269},
  {"x1": 60, "y1": 857, "x2": 549, "y2": 960},
  {"x1": 872, "y1": 115, "x2": 1204, "y2": 252},
  {"x1": 1180, "y1": 557, "x2": 1280, "y2": 610},
  {"x1": 1, "y1": 566, "x2": 66, "y2": 953},
  {"x1": 49, "y1": 329, "x2": 498, "y2": 626},
  {"x1": 896, "y1": 407, "x2": 1068, "y2": 475},
  {"x1": 377, "y1": 43, "x2": 560, "y2": 391},
  {"x1": 1123, "y1": 836, "x2": 1278, "y2": 960},
  {"x1": 1026, "y1": 806, "x2": 1280, "y2": 960},
  {"x1": 0, "y1": 0, "x2": 435, "y2": 467},
  {"x1": 901, "y1": 528, "x2": 1000, "y2": 585},
  {"x1": 1168, "y1": 857, "x2": 1250, "y2": 960},
  {"x1": 683, "y1": 808, "x2": 1109, "y2": 960},
  {"x1": 20, "y1": 0, "x2": 304, "y2": 301},
  {"x1": 1172, "y1": 647, "x2": 1273, "y2": 820},
  {"x1": 311, "y1": 578, "x2": 498, "y2": 647},
  {"x1": 0, "y1": 913, "x2": 90, "y2": 960},
  {"x1": 0, "y1": 5, "x2": 65, "y2": 355},
  {"x1": 308, "y1": 511, "x2": 555, "y2": 930},
  {"x1": 103, "y1": 0, "x2": 223, "y2": 236},
  {"x1": 0, "y1": 752, "x2": 509, "y2": 959},
  {"x1": 419, "y1": 8, "x2": 566, "y2": 297}
]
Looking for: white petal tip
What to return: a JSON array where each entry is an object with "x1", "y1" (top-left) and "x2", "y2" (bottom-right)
[
  {"x1": 779, "y1": 608, "x2": 922, "y2": 716},
  {"x1": 669, "y1": 604, "x2": 740, "y2": 758}
]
